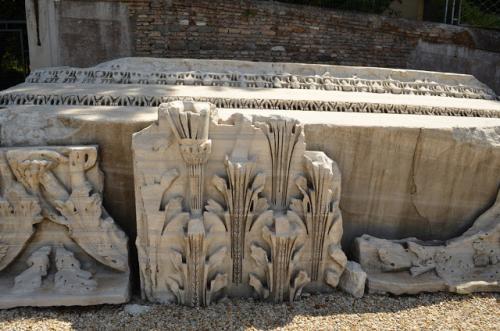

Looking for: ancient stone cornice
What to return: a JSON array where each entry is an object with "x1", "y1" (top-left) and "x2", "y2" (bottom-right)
[
  {"x1": 2, "y1": 93, "x2": 499, "y2": 118},
  {"x1": 25, "y1": 68, "x2": 496, "y2": 100}
]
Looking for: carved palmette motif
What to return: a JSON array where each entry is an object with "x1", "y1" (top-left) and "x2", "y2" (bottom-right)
[
  {"x1": 249, "y1": 212, "x2": 310, "y2": 303},
  {"x1": 134, "y1": 101, "x2": 346, "y2": 306},
  {"x1": 258, "y1": 117, "x2": 302, "y2": 211},
  {"x1": 24, "y1": 65, "x2": 496, "y2": 100},
  {"x1": 290, "y1": 151, "x2": 346, "y2": 282},
  {"x1": 165, "y1": 101, "x2": 213, "y2": 215},
  {"x1": 0, "y1": 146, "x2": 129, "y2": 307},
  {"x1": 212, "y1": 158, "x2": 268, "y2": 284},
  {"x1": 165, "y1": 214, "x2": 228, "y2": 307}
]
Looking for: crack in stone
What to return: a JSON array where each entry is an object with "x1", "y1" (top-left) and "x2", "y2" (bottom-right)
[{"x1": 408, "y1": 128, "x2": 432, "y2": 235}]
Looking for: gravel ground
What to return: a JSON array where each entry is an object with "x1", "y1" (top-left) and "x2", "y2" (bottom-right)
[{"x1": 0, "y1": 292, "x2": 498, "y2": 331}]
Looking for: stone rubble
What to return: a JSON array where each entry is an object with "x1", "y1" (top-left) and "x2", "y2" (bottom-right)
[{"x1": 339, "y1": 261, "x2": 367, "y2": 298}]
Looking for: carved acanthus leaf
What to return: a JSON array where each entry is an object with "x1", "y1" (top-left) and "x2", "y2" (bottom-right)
[
  {"x1": 250, "y1": 214, "x2": 309, "y2": 303},
  {"x1": 13, "y1": 246, "x2": 51, "y2": 293},
  {"x1": 257, "y1": 116, "x2": 302, "y2": 211},
  {"x1": 54, "y1": 246, "x2": 97, "y2": 293},
  {"x1": 249, "y1": 273, "x2": 269, "y2": 299},
  {"x1": 54, "y1": 187, "x2": 128, "y2": 272},
  {"x1": 0, "y1": 159, "x2": 43, "y2": 271},
  {"x1": 290, "y1": 271, "x2": 310, "y2": 302}
]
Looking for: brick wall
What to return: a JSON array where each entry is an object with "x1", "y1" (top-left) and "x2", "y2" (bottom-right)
[
  {"x1": 28, "y1": 0, "x2": 500, "y2": 92},
  {"x1": 117, "y1": 0, "x2": 498, "y2": 68}
]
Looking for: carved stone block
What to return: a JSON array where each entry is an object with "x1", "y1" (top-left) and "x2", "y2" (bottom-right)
[
  {"x1": 354, "y1": 188, "x2": 500, "y2": 295},
  {"x1": 0, "y1": 146, "x2": 129, "y2": 309},
  {"x1": 133, "y1": 101, "x2": 346, "y2": 305}
]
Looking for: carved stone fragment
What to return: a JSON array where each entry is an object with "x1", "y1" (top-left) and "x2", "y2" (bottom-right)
[
  {"x1": 354, "y1": 188, "x2": 500, "y2": 295},
  {"x1": 0, "y1": 146, "x2": 129, "y2": 309},
  {"x1": 212, "y1": 158, "x2": 267, "y2": 284},
  {"x1": 166, "y1": 101, "x2": 213, "y2": 215},
  {"x1": 291, "y1": 151, "x2": 344, "y2": 282},
  {"x1": 249, "y1": 213, "x2": 309, "y2": 303},
  {"x1": 134, "y1": 101, "x2": 347, "y2": 306},
  {"x1": 257, "y1": 116, "x2": 302, "y2": 211},
  {"x1": 13, "y1": 246, "x2": 51, "y2": 293},
  {"x1": 339, "y1": 261, "x2": 367, "y2": 298},
  {"x1": 54, "y1": 246, "x2": 97, "y2": 293}
]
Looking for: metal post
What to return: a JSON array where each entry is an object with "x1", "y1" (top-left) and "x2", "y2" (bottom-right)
[
  {"x1": 451, "y1": 0, "x2": 456, "y2": 24},
  {"x1": 457, "y1": 0, "x2": 463, "y2": 25},
  {"x1": 444, "y1": 0, "x2": 449, "y2": 23}
]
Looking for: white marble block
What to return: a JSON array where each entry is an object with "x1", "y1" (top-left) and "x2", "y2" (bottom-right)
[
  {"x1": 133, "y1": 101, "x2": 346, "y2": 306},
  {"x1": 0, "y1": 146, "x2": 129, "y2": 309}
]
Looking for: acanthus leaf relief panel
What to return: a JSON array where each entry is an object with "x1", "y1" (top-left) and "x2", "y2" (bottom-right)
[
  {"x1": 133, "y1": 101, "x2": 347, "y2": 306},
  {"x1": 0, "y1": 146, "x2": 129, "y2": 309}
]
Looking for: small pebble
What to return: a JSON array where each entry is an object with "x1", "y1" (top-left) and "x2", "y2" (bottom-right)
[{"x1": 123, "y1": 304, "x2": 151, "y2": 316}]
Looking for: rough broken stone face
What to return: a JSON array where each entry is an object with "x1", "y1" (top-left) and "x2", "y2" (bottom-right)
[
  {"x1": 0, "y1": 146, "x2": 129, "y2": 309},
  {"x1": 354, "y1": 188, "x2": 500, "y2": 295},
  {"x1": 133, "y1": 101, "x2": 346, "y2": 306},
  {"x1": 339, "y1": 261, "x2": 367, "y2": 298}
]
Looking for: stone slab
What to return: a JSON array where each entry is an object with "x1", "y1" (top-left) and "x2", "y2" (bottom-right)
[{"x1": 0, "y1": 105, "x2": 499, "y2": 249}]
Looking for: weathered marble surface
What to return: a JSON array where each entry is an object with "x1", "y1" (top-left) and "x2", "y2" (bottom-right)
[
  {"x1": 2, "y1": 83, "x2": 500, "y2": 117},
  {"x1": 22, "y1": 58, "x2": 498, "y2": 100},
  {"x1": 354, "y1": 187, "x2": 500, "y2": 295},
  {"x1": 2, "y1": 58, "x2": 499, "y2": 117},
  {"x1": 133, "y1": 101, "x2": 346, "y2": 306},
  {"x1": 0, "y1": 145, "x2": 129, "y2": 309},
  {"x1": 0, "y1": 105, "x2": 499, "y2": 250}
]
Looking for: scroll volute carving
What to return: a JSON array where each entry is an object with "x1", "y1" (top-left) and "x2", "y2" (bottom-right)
[{"x1": 0, "y1": 145, "x2": 129, "y2": 309}]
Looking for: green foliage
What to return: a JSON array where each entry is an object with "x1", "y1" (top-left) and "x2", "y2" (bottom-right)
[
  {"x1": 0, "y1": 0, "x2": 26, "y2": 19},
  {"x1": 461, "y1": 0, "x2": 500, "y2": 28},
  {"x1": 0, "y1": 0, "x2": 28, "y2": 89},
  {"x1": 0, "y1": 31, "x2": 26, "y2": 89}
]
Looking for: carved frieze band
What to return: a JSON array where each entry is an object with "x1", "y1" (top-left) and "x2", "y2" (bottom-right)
[
  {"x1": 25, "y1": 68, "x2": 496, "y2": 100},
  {"x1": 2, "y1": 94, "x2": 498, "y2": 118}
]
